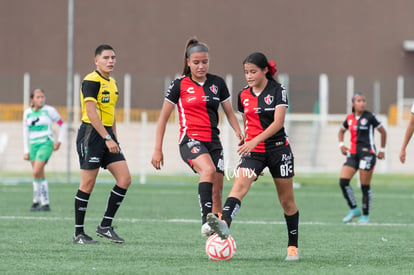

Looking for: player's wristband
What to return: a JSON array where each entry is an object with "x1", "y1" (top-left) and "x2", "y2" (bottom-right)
[
  {"x1": 379, "y1": 148, "x2": 386, "y2": 153},
  {"x1": 338, "y1": 142, "x2": 344, "y2": 147}
]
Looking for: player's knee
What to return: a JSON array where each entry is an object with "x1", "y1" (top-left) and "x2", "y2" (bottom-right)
[
  {"x1": 119, "y1": 175, "x2": 132, "y2": 189},
  {"x1": 199, "y1": 165, "x2": 216, "y2": 178},
  {"x1": 280, "y1": 199, "x2": 297, "y2": 214},
  {"x1": 339, "y1": 178, "x2": 350, "y2": 188}
]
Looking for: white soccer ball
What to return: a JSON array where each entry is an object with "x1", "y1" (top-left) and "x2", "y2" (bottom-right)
[{"x1": 205, "y1": 233, "x2": 237, "y2": 261}]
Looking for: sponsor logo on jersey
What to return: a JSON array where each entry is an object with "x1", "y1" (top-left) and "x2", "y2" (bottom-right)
[
  {"x1": 264, "y1": 94, "x2": 274, "y2": 105},
  {"x1": 243, "y1": 98, "x2": 249, "y2": 106},
  {"x1": 187, "y1": 97, "x2": 197, "y2": 103},
  {"x1": 165, "y1": 81, "x2": 175, "y2": 97},
  {"x1": 209, "y1": 84, "x2": 218, "y2": 94},
  {"x1": 281, "y1": 89, "x2": 287, "y2": 103},
  {"x1": 102, "y1": 96, "x2": 110, "y2": 103},
  {"x1": 30, "y1": 117, "x2": 40, "y2": 126},
  {"x1": 187, "y1": 87, "x2": 195, "y2": 94}
]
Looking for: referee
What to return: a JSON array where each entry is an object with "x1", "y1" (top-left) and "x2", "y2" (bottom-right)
[{"x1": 73, "y1": 44, "x2": 132, "y2": 244}]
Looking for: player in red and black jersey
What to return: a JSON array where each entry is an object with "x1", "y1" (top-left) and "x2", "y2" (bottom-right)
[
  {"x1": 207, "y1": 52, "x2": 300, "y2": 261},
  {"x1": 338, "y1": 93, "x2": 387, "y2": 224},
  {"x1": 151, "y1": 37, "x2": 243, "y2": 237}
]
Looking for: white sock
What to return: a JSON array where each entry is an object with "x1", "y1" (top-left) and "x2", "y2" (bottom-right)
[
  {"x1": 32, "y1": 180, "x2": 41, "y2": 203},
  {"x1": 40, "y1": 179, "x2": 49, "y2": 205}
]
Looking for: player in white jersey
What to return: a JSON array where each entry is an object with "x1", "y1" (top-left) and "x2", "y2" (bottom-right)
[{"x1": 23, "y1": 88, "x2": 66, "y2": 211}]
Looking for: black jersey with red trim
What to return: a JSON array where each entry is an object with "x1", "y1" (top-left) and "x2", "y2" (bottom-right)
[
  {"x1": 165, "y1": 73, "x2": 230, "y2": 143},
  {"x1": 342, "y1": 111, "x2": 382, "y2": 154},
  {"x1": 238, "y1": 80, "x2": 288, "y2": 153}
]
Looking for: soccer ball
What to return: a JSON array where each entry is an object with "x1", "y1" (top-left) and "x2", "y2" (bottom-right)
[{"x1": 205, "y1": 233, "x2": 237, "y2": 261}]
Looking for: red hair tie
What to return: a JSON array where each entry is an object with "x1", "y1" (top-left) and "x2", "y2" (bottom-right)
[{"x1": 268, "y1": 60, "x2": 277, "y2": 76}]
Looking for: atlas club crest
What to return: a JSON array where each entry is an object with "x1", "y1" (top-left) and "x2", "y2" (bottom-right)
[{"x1": 264, "y1": 94, "x2": 274, "y2": 105}]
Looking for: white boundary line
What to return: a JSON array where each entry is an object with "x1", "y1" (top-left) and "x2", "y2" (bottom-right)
[{"x1": 1, "y1": 216, "x2": 413, "y2": 227}]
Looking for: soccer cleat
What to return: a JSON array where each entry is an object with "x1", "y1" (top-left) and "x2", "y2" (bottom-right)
[
  {"x1": 206, "y1": 213, "x2": 230, "y2": 240},
  {"x1": 357, "y1": 215, "x2": 370, "y2": 224},
  {"x1": 39, "y1": 204, "x2": 51, "y2": 211},
  {"x1": 72, "y1": 233, "x2": 99, "y2": 244},
  {"x1": 96, "y1": 225, "x2": 125, "y2": 243},
  {"x1": 342, "y1": 207, "x2": 361, "y2": 223},
  {"x1": 201, "y1": 222, "x2": 214, "y2": 237},
  {"x1": 285, "y1": 246, "x2": 299, "y2": 261},
  {"x1": 30, "y1": 203, "x2": 40, "y2": 211}
]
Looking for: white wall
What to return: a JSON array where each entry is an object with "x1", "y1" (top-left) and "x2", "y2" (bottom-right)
[{"x1": 1, "y1": 120, "x2": 412, "y2": 178}]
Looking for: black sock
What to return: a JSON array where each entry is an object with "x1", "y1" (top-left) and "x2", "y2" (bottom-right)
[
  {"x1": 339, "y1": 178, "x2": 357, "y2": 209},
  {"x1": 361, "y1": 185, "x2": 372, "y2": 216},
  {"x1": 222, "y1": 197, "x2": 241, "y2": 228},
  {"x1": 74, "y1": 190, "x2": 90, "y2": 236},
  {"x1": 198, "y1": 182, "x2": 213, "y2": 224},
  {"x1": 101, "y1": 185, "x2": 127, "y2": 227},
  {"x1": 285, "y1": 211, "x2": 299, "y2": 247}
]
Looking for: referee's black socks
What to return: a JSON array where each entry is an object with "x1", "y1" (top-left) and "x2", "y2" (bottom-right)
[
  {"x1": 74, "y1": 190, "x2": 90, "y2": 236},
  {"x1": 101, "y1": 185, "x2": 127, "y2": 227}
]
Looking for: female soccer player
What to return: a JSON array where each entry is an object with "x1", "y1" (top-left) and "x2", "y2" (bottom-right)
[
  {"x1": 338, "y1": 93, "x2": 387, "y2": 224},
  {"x1": 207, "y1": 52, "x2": 300, "y2": 261},
  {"x1": 399, "y1": 101, "x2": 414, "y2": 164},
  {"x1": 23, "y1": 88, "x2": 66, "y2": 211},
  {"x1": 151, "y1": 37, "x2": 243, "y2": 237}
]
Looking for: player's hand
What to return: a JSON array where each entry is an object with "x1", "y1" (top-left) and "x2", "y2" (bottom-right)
[
  {"x1": 399, "y1": 150, "x2": 406, "y2": 163},
  {"x1": 237, "y1": 139, "x2": 258, "y2": 156},
  {"x1": 23, "y1": 153, "x2": 29, "y2": 161},
  {"x1": 53, "y1": 142, "x2": 61, "y2": 151},
  {"x1": 377, "y1": 151, "x2": 385, "y2": 160},
  {"x1": 151, "y1": 150, "x2": 164, "y2": 170},
  {"x1": 340, "y1": 145, "x2": 348, "y2": 155},
  {"x1": 235, "y1": 132, "x2": 244, "y2": 145}
]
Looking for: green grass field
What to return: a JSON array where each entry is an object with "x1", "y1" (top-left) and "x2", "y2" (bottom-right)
[{"x1": 1, "y1": 173, "x2": 413, "y2": 274}]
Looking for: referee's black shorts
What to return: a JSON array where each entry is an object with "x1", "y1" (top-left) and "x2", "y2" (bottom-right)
[{"x1": 76, "y1": 122, "x2": 125, "y2": 169}]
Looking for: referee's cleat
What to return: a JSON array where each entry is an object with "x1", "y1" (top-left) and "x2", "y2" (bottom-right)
[
  {"x1": 30, "y1": 203, "x2": 40, "y2": 211},
  {"x1": 342, "y1": 207, "x2": 361, "y2": 223},
  {"x1": 201, "y1": 222, "x2": 214, "y2": 237},
  {"x1": 206, "y1": 213, "x2": 229, "y2": 240},
  {"x1": 72, "y1": 233, "x2": 99, "y2": 244},
  {"x1": 96, "y1": 225, "x2": 125, "y2": 243},
  {"x1": 285, "y1": 246, "x2": 299, "y2": 261},
  {"x1": 357, "y1": 215, "x2": 370, "y2": 224}
]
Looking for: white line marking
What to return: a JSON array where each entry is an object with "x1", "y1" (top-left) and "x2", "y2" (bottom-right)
[{"x1": 0, "y1": 216, "x2": 413, "y2": 227}]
